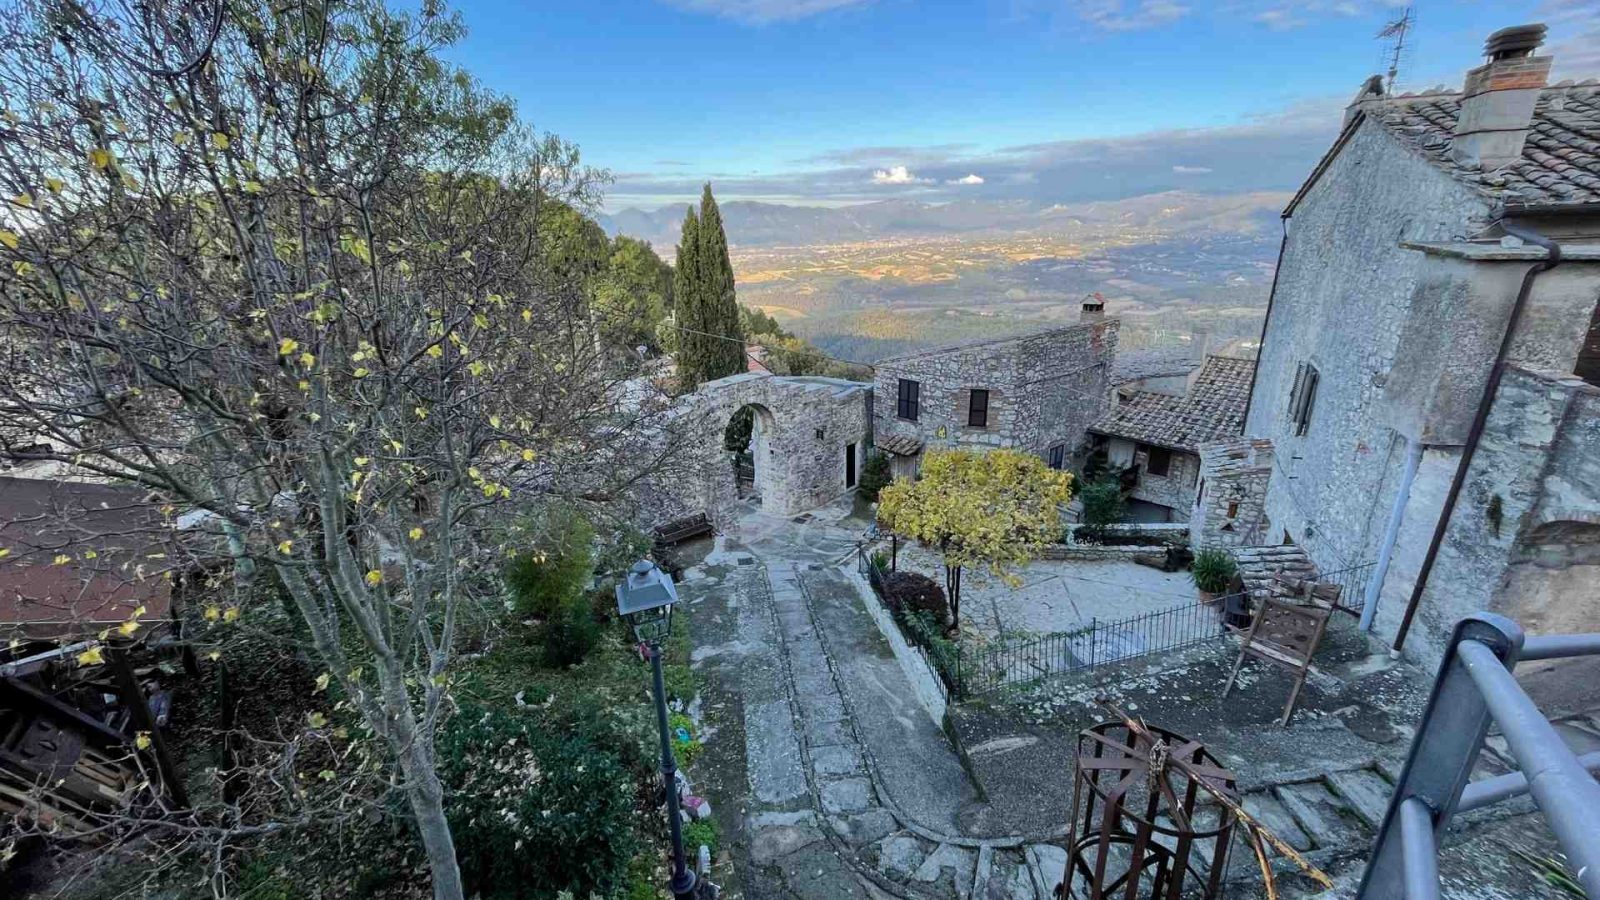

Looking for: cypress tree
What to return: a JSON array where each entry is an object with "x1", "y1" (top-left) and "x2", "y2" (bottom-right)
[
  {"x1": 673, "y1": 207, "x2": 704, "y2": 387},
  {"x1": 697, "y1": 185, "x2": 745, "y2": 381}
]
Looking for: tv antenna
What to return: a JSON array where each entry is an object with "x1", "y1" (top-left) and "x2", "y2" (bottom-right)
[{"x1": 1378, "y1": 6, "x2": 1415, "y2": 93}]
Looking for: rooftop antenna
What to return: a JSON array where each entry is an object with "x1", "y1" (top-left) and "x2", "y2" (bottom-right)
[{"x1": 1378, "y1": 6, "x2": 1415, "y2": 94}]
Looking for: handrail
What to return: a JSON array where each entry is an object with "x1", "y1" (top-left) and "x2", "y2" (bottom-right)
[{"x1": 1356, "y1": 614, "x2": 1600, "y2": 898}]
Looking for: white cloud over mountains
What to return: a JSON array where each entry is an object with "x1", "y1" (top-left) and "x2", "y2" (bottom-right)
[
  {"x1": 949, "y1": 174, "x2": 986, "y2": 185},
  {"x1": 1171, "y1": 165, "x2": 1213, "y2": 174},
  {"x1": 871, "y1": 165, "x2": 931, "y2": 185}
]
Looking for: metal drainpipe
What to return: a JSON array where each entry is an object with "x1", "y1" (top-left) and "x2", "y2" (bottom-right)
[
  {"x1": 1390, "y1": 221, "x2": 1563, "y2": 654},
  {"x1": 1360, "y1": 435, "x2": 1422, "y2": 632}
]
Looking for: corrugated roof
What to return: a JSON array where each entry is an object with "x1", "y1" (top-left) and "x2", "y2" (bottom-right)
[{"x1": 1090, "y1": 356, "x2": 1253, "y2": 453}]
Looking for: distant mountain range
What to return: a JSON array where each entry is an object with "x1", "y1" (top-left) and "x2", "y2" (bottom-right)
[{"x1": 596, "y1": 191, "x2": 1289, "y2": 251}]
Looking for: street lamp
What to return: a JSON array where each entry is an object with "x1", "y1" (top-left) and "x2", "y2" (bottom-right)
[{"x1": 616, "y1": 560, "x2": 702, "y2": 900}]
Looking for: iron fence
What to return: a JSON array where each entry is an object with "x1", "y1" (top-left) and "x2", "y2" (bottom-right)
[
  {"x1": 1313, "y1": 560, "x2": 1377, "y2": 617},
  {"x1": 855, "y1": 543, "x2": 1240, "y2": 700}
]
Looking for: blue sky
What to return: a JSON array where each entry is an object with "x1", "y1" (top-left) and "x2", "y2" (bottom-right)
[{"x1": 440, "y1": 0, "x2": 1598, "y2": 210}]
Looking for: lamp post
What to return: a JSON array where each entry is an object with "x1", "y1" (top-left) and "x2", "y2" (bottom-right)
[{"x1": 616, "y1": 560, "x2": 700, "y2": 900}]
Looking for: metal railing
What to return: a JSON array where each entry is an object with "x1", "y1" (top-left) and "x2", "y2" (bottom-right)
[
  {"x1": 1357, "y1": 614, "x2": 1600, "y2": 899},
  {"x1": 855, "y1": 544, "x2": 1239, "y2": 700},
  {"x1": 1311, "y1": 560, "x2": 1376, "y2": 617}
]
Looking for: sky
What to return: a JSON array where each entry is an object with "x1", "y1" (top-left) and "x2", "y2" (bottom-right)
[{"x1": 438, "y1": 0, "x2": 1599, "y2": 211}]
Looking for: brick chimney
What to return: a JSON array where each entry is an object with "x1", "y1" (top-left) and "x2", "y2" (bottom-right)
[
  {"x1": 1081, "y1": 292, "x2": 1106, "y2": 322},
  {"x1": 1451, "y1": 24, "x2": 1551, "y2": 170}
]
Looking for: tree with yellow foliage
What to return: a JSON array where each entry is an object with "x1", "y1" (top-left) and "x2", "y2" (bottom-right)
[{"x1": 876, "y1": 449, "x2": 1073, "y2": 633}]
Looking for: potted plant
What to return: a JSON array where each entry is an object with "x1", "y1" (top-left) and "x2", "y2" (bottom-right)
[{"x1": 1191, "y1": 547, "x2": 1238, "y2": 605}]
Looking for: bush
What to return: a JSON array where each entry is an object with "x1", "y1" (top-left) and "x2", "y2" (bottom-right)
[
  {"x1": 858, "y1": 451, "x2": 892, "y2": 502},
  {"x1": 1079, "y1": 478, "x2": 1127, "y2": 532},
  {"x1": 1191, "y1": 547, "x2": 1239, "y2": 594},
  {"x1": 439, "y1": 704, "x2": 638, "y2": 899},
  {"x1": 542, "y1": 597, "x2": 602, "y2": 667},
  {"x1": 505, "y1": 509, "x2": 596, "y2": 619},
  {"x1": 683, "y1": 818, "x2": 720, "y2": 856},
  {"x1": 881, "y1": 570, "x2": 948, "y2": 627}
]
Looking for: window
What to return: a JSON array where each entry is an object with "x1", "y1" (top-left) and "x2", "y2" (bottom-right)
[
  {"x1": 1226, "y1": 501, "x2": 1240, "y2": 518},
  {"x1": 815, "y1": 427, "x2": 826, "y2": 441},
  {"x1": 1145, "y1": 445, "x2": 1172, "y2": 478},
  {"x1": 1288, "y1": 362, "x2": 1320, "y2": 436},
  {"x1": 967, "y1": 389, "x2": 989, "y2": 427},
  {"x1": 896, "y1": 378, "x2": 920, "y2": 421},
  {"x1": 1047, "y1": 444, "x2": 1066, "y2": 470}
]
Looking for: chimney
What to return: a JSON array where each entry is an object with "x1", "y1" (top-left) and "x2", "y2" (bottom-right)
[
  {"x1": 1081, "y1": 292, "x2": 1106, "y2": 322},
  {"x1": 1451, "y1": 24, "x2": 1551, "y2": 170}
]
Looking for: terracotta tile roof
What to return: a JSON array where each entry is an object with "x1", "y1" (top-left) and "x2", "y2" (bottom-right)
[
  {"x1": 876, "y1": 433, "x2": 924, "y2": 457},
  {"x1": 1090, "y1": 356, "x2": 1253, "y2": 453},
  {"x1": 1371, "y1": 82, "x2": 1600, "y2": 210}
]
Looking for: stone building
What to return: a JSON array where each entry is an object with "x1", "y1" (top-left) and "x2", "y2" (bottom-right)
[
  {"x1": 1210, "y1": 24, "x2": 1600, "y2": 664},
  {"x1": 1190, "y1": 438, "x2": 1274, "y2": 549},
  {"x1": 870, "y1": 306, "x2": 1118, "y2": 478},
  {"x1": 1086, "y1": 355, "x2": 1254, "y2": 522}
]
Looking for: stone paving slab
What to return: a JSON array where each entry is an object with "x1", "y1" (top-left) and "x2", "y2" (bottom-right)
[
  {"x1": 1326, "y1": 768, "x2": 1393, "y2": 829},
  {"x1": 749, "y1": 699, "x2": 809, "y2": 805},
  {"x1": 1274, "y1": 781, "x2": 1364, "y2": 849},
  {"x1": 1242, "y1": 791, "x2": 1311, "y2": 851},
  {"x1": 821, "y1": 777, "x2": 877, "y2": 814}
]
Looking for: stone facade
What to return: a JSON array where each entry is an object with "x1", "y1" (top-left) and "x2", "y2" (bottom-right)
[
  {"x1": 1242, "y1": 71, "x2": 1600, "y2": 665},
  {"x1": 672, "y1": 373, "x2": 872, "y2": 524},
  {"x1": 1191, "y1": 439, "x2": 1274, "y2": 550},
  {"x1": 871, "y1": 320, "x2": 1118, "y2": 470}
]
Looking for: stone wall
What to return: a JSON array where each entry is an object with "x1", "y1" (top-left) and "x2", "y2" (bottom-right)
[
  {"x1": 1249, "y1": 117, "x2": 1496, "y2": 587},
  {"x1": 1191, "y1": 439, "x2": 1274, "y2": 550},
  {"x1": 872, "y1": 320, "x2": 1118, "y2": 467},
  {"x1": 672, "y1": 373, "x2": 872, "y2": 524},
  {"x1": 1128, "y1": 449, "x2": 1200, "y2": 517}
]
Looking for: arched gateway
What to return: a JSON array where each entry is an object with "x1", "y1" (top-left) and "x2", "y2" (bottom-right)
[{"x1": 676, "y1": 372, "x2": 871, "y2": 523}]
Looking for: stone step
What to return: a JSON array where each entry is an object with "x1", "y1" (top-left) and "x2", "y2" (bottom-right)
[
  {"x1": 1274, "y1": 780, "x2": 1366, "y2": 849},
  {"x1": 1241, "y1": 791, "x2": 1310, "y2": 851},
  {"x1": 1326, "y1": 768, "x2": 1394, "y2": 829}
]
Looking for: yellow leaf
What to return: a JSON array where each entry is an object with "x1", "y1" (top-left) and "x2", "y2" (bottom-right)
[
  {"x1": 0, "y1": 230, "x2": 17, "y2": 250},
  {"x1": 211, "y1": 132, "x2": 230, "y2": 150},
  {"x1": 88, "y1": 148, "x2": 112, "y2": 169},
  {"x1": 223, "y1": 607, "x2": 240, "y2": 623},
  {"x1": 354, "y1": 456, "x2": 370, "y2": 466},
  {"x1": 52, "y1": 554, "x2": 70, "y2": 565},
  {"x1": 521, "y1": 309, "x2": 532, "y2": 323},
  {"x1": 76, "y1": 646, "x2": 104, "y2": 666},
  {"x1": 118, "y1": 620, "x2": 140, "y2": 637},
  {"x1": 0, "y1": 548, "x2": 10, "y2": 559},
  {"x1": 521, "y1": 449, "x2": 536, "y2": 462},
  {"x1": 243, "y1": 181, "x2": 263, "y2": 194},
  {"x1": 426, "y1": 344, "x2": 443, "y2": 359},
  {"x1": 389, "y1": 440, "x2": 403, "y2": 453},
  {"x1": 278, "y1": 337, "x2": 299, "y2": 356},
  {"x1": 408, "y1": 527, "x2": 424, "y2": 541},
  {"x1": 134, "y1": 732, "x2": 151, "y2": 751},
  {"x1": 277, "y1": 540, "x2": 293, "y2": 554},
  {"x1": 319, "y1": 769, "x2": 336, "y2": 781},
  {"x1": 489, "y1": 415, "x2": 502, "y2": 428},
  {"x1": 364, "y1": 569, "x2": 382, "y2": 586},
  {"x1": 314, "y1": 672, "x2": 331, "y2": 692},
  {"x1": 11, "y1": 261, "x2": 32, "y2": 276},
  {"x1": 172, "y1": 130, "x2": 191, "y2": 146},
  {"x1": 298, "y1": 352, "x2": 315, "y2": 368},
  {"x1": 44, "y1": 177, "x2": 63, "y2": 194},
  {"x1": 9, "y1": 193, "x2": 32, "y2": 208},
  {"x1": 83, "y1": 549, "x2": 97, "y2": 559},
  {"x1": 207, "y1": 651, "x2": 221, "y2": 661},
  {"x1": 353, "y1": 367, "x2": 369, "y2": 378},
  {"x1": 308, "y1": 712, "x2": 327, "y2": 729},
  {"x1": 204, "y1": 605, "x2": 221, "y2": 621}
]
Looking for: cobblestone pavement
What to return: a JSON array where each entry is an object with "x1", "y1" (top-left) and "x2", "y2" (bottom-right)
[{"x1": 676, "y1": 498, "x2": 1600, "y2": 899}]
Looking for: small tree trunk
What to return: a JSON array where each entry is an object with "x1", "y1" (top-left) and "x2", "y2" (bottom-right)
[
  {"x1": 402, "y1": 740, "x2": 466, "y2": 900},
  {"x1": 945, "y1": 564, "x2": 962, "y2": 632}
]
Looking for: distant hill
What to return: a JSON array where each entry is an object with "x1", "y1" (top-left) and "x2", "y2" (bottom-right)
[{"x1": 597, "y1": 191, "x2": 1288, "y2": 251}]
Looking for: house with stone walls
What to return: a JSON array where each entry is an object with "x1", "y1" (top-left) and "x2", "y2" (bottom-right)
[
  {"x1": 870, "y1": 300, "x2": 1119, "y2": 479},
  {"x1": 1085, "y1": 355, "x2": 1253, "y2": 523},
  {"x1": 1195, "y1": 23, "x2": 1600, "y2": 667}
]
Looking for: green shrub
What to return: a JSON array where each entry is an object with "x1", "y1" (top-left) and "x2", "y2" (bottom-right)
[
  {"x1": 858, "y1": 451, "x2": 892, "y2": 502},
  {"x1": 881, "y1": 570, "x2": 948, "y2": 627},
  {"x1": 542, "y1": 597, "x2": 602, "y2": 667},
  {"x1": 1079, "y1": 478, "x2": 1127, "y2": 533},
  {"x1": 668, "y1": 712, "x2": 703, "y2": 765},
  {"x1": 439, "y1": 704, "x2": 638, "y2": 899},
  {"x1": 506, "y1": 509, "x2": 596, "y2": 619},
  {"x1": 683, "y1": 818, "x2": 720, "y2": 856},
  {"x1": 1191, "y1": 547, "x2": 1238, "y2": 594}
]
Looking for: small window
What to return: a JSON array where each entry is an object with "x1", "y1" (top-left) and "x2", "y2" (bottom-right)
[
  {"x1": 1146, "y1": 446, "x2": 1172, "y2": 478},
  {"x1": 1047, "y1": 444, "x2": 1066, "y2": 470},
  {"x1": 967, "y1": 389, "x2": 989, "y2": 427},
  {"x1": 815, "y1": 427, "x2": 826, "y2": 441},
  {"x1": 896, "y1": 378, "x2": 920, "y2": 421},
  {"x1": 1288, "y1": 362, "x2": 1320, "y2": 436},
  {"x1": 1226, "y1": 501, "x2": 1240, "y2": 518}
]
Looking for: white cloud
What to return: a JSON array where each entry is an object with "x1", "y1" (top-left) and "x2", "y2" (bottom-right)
[
  {"x1": 948, "y1": 174, "x2": 986, "y2": 185},
  {"x1": 662, "y1": 0, "x2": 873, "y2": 23},
  {"x1": 872, "y1": 165, "x2": 931, "y2": 185},
  {"x1": 1171, "y1": 165, "x2": 1213, "y2": 174},
  {"x1": 1072, "y1": 0, "x2": 1189, "y2": 31}
]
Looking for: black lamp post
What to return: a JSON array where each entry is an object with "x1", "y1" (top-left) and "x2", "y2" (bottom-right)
[{"x1": 616, "y1": 560, "x2": 699, "y2": 900}]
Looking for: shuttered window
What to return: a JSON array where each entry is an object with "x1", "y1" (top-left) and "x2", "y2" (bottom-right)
[
  {"x1": 967, "y1": 389, "x2": 989, "y2": 427},
  {"x1": 1288, "y1": 362, "x2": 1320, "y2": 436},
  {"x1": 896, "y1": 379, "x2": 920, "y2": 421}
]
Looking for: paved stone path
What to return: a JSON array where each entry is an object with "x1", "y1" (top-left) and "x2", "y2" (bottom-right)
[{"x1": 679, "y1": 500, "x2": 1600, "y2": 899}]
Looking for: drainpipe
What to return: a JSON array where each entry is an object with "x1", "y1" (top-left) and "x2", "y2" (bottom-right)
[
  {"x1": 1390, "y1": 221, "x2": 1562, "y2": 654},
  {"x1": 1242, "y1": 218, "x2": 1291, "y2": 428},
  {"x1": 1360, "y1": 436, "x2": 1422, "y2": 632}
]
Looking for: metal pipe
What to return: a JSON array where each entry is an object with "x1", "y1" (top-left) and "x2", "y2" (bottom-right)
[
  {"x1": 1362, "y1": 436, "x2": 1422, "y2": 632},
  {"x1": 1399, "y1": 797, "x2": 1441, "y2": 900},
  {"x1": 1459, "y1": 640, "x2": 1600, "y2": 897},
  {"x1": 1392, "y1": 222, "x2": 1562, "y2": 653},
  {"x1": 650, "y1": 643, "x2": 698, "y2": 900},
  {"x1": 1242, "y1": 219, "x2": 1291, "y2": 429},
  {"x1": 1520, "y1": 633, "x2": 1600, "y2": 661},
  {"x1": 1458, "y1": 749, "x2": 1600, "y2": 812}
]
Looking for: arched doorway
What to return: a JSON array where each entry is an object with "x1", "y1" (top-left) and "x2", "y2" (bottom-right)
[{"x1": 722, "y1": 403, "x2": 777, "y2": 506}]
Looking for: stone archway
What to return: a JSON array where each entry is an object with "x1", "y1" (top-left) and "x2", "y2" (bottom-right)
[
  {"x1": 723, "y1": 402, "x2": 778, "y2": 504},
  {"x1": 675, "y1": 372, "x2": 872, "y2": 523}
]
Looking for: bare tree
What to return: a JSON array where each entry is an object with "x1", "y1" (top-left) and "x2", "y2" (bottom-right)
[{"x1": 0, "y1": 1, "x2": 675, "y2": 895}]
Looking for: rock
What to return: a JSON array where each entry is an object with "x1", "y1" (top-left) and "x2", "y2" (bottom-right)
[
  {"x1": 819, "y1": 777, "x2": 874, "y2": 814},
  {"x1": 830, "y1": 808, "x2": 899, "y2": 846},
  {"x1": 750, "y1": 824, "x2": 825, "y2": 864},
  {"x1": 1026, "y1": 844, "x2": 1067, "y2": 898},
  {"x1": 811, "y1": 744, "x2": 865, "y2": 777},
  {"x1": 876, "y1": 834, "x2": 928, "y2": 880},
  {"x1": 1275, "y1": 781, "x2": 1363, "y2": 848},
  {"x1": 912, "y1": 842, "x2": 976, "y2": 885}
]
